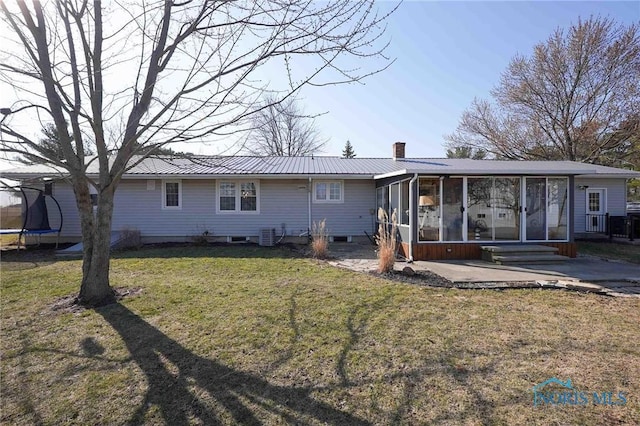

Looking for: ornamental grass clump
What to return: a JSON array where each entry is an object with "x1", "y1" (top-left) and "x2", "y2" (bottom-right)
[
  {"x1": 376, "y1": 208, "x2": 397, "y2": 273},
  {"x1": 311, "y1": 219, "x2": 329, "y2": 259}
]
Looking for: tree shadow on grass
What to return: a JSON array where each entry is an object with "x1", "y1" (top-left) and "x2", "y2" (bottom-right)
[{"x1": 97, "y1": 303, "x2": 370, "y2": 425}]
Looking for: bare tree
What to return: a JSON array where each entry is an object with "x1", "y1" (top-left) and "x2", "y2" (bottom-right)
[
  {"x1": 0, "y1": 0, "x2": 396, "y2": 306},
  {"x1": 247, "y1": 95, "x2": 325, "y2": 156},
  {"x1": 445, "y1": 17, "x2": 640, "y2": 163}
]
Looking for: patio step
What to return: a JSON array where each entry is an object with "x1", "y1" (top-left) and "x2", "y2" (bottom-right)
[
  {"x1": 491, "y1": 254, "x2": 570, "y2": 265},
  {"x1": 481, "y1": 245, "x2": 568, "y2": 264}
]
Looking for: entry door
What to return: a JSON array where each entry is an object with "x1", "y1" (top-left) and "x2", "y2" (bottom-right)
[
  {"x1": 442, "y1": 178, "x2": 464, "y2": 241},
  {"x1": 525, "y1": 178, "x2": 547, "y2": 240},
  {"x1": 586, "y1": 189, "x2": 605, "y2": 232}
]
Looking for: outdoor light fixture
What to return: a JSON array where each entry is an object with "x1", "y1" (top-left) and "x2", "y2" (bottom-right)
[{"x1": 577, "y1": 185, "x2": 589, "y2": 190}]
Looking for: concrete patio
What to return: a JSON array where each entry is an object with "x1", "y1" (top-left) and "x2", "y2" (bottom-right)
[{"x1": 327, "y1": 242, "x2": 640, "y2": 297}]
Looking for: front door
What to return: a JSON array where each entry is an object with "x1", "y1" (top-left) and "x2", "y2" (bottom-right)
[{"x1": 586, "y1": 189, "x2": 606, "y2": 232}]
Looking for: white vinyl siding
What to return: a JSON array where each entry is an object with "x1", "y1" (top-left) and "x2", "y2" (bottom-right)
[
  {"x1": 574, "y1": 178, "x2": 627, "y2": 235},
  {"x1": 311, "y1": 180, "x2": 375, "y2": 235}
]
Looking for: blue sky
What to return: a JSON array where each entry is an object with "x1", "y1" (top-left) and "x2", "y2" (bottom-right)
[
  {"x1": 0, "y1": 1, "x2": 638, "y2": 166},
  {"x1": 292, "y1": 1, "x2": 640, "y2": 159}
]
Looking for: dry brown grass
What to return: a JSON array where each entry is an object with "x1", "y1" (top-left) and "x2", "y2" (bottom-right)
[
  {"x1": 578, "y1": 241, "x2": 640, "y2": 264},
  {"x1": 311, "y1": 219, "x2": 329, "y2": 259},
  {"x1": 1, "y1": 245, "x2": 640, "y2": 425},
  {"x1": 376, "y1": 208, "x2": 397, "y2": 273},
  {"x1": 0, "y1": 234, "x2": 21, "y2": 248}
]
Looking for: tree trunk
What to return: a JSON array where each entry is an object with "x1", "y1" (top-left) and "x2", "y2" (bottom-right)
[{"x1": 77, "y1": 183, "x2": 116, "y2": 307}]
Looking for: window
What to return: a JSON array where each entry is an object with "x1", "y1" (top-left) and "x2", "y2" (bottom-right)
[
  {"x1": 240, "y1": 182, "x2": 257, "y2": 211},
  {"x1": 588, "y1": 192, "x2": 600, "y2": 212},
  {"x1": 400, "y1": 180, "x2": 410, "y2": 225},
  {"x1": 547, "y1": 178, "x2": 568, "y2": 240},
  {"x1": 220, "y1": 182, "x2": 236, "y2": 211},
  {"x1": 162, "y1": 180, "x2": 182, "y2": 209},
  {"x1": 376, "y1": 186, "x2": 389, "y2": 218},
  {"x1": 418, "y1": 178, "x2": 440, "y2": 242},
  {"x1": 218, "y1": 180, "x2": 259, "y2": 213},
  {"x1": 313, "y1": 181, "x2": 343, "y2": 203}
]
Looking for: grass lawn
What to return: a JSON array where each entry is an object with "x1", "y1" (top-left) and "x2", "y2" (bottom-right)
[
  {"x1": 1, "y1": 245, "x2": 639, "y2": 425},
  {"x1": 577, "y1": 241, "x2": 640, "y2": 264}
]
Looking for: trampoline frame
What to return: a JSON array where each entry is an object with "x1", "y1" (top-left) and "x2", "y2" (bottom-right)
[{"x1": 0, "y1": 186, "x2": 63, "y2": 250}]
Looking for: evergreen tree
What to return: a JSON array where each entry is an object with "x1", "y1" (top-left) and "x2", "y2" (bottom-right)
[
  {"x1": 446, "y1": 146, "x2": 486, "y2": 159},
  {"x1": 342, "y1": 140, "x2": 356, "y2": 158}
]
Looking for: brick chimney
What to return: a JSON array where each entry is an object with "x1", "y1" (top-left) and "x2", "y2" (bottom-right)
[{"x1": 392, "y1": 142, "x2": 406, "y2": 160}]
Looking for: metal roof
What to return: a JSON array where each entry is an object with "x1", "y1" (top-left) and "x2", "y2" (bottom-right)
[
  {"x1": 381, "y1": 158, "x2": 640, "y2": 178},
  {"x1": 2, "y1": 155, "x2": 639, "y2": 180},
  {"x1": 127, "y1": 156, "x2": 399, "y2": 176}
]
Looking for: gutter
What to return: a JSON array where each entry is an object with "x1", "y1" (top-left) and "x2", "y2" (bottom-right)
[{"x1": 408, "y1": 173, "x2": 418, "y2": 262}]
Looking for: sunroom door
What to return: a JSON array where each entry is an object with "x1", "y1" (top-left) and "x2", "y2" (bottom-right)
[
  {"x1": 442, "y1": 177, "x2": 464, "y2": 241},
  {"x1": 525, "y1": 178, "x2": 547, "y2": 240}
]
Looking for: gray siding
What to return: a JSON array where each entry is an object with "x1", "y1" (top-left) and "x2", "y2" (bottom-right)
[
  {"x1": 574, "y1": 177, "x2": 627, "y2": 233},
  {"x1": 111, "y1": 179, "x2": 309, "y2": 238},
  {"x1": 53, "y1": 178, "x2": 376, "y2": 240},
  {"x1": 311, "y1": 179, "x2": 376, "y2": 236}
]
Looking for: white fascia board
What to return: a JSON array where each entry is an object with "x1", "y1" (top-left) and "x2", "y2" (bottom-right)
[
  {"x1": 376, "y1": 168, "x2": 598, "y2": 178},
  {"x1": 458, "y1": 170, "x2": 592, "y2": 175},
  {"x1": 0, "y1": 172, "x2": 71, "y2": 181},
  {"x1": 374, "y1": 169, "x2": 409, "y2": 180},
  {"x1": 578, "y1": 173, "x2": 640, "y2": 179}
]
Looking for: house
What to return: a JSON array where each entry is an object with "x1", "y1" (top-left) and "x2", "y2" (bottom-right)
[{"x1": 2, "y1": 142, "x2": 638, "y2": 260}]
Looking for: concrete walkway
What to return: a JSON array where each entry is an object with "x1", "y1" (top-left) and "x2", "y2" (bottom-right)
[
  {"x1": 327, "y1": 242, "x2": 640, "y2": 298},
  {"x1": 55, "y1": 231, "x2": 123, "y2": 257}
]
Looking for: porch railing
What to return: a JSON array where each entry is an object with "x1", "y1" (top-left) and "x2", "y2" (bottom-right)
[
  {"x1": 587, "y1": 213, "x2": 639, "y2": 241},
  {"x1": 585, "y1": 214, "x2": 609, "y2": 234}
]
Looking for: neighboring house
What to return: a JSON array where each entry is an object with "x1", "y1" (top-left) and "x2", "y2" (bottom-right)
[{"x1": 2, "y1": 142, "x2": 639, "y2": 260}]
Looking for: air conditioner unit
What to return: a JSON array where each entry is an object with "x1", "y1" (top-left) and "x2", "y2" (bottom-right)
[{"x1": 259, "y1": 228, "x2": 276, "y2": 246}]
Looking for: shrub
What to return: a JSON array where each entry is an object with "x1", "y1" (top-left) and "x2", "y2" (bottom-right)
[
  {"x1": 376, "y1": 208, "x2": 397, "y2": 273},
  {"x1": 311, "y1": 219, "x2": 329, "y2": 259},
  {"x1": 190, "y1": 230, "x2": 211, "y2": 245},
  {"x1": 117, "y1": 227, "x2": 142, "y2": 250}
]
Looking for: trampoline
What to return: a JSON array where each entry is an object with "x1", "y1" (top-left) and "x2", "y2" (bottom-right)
[{"x1": 0, "y1": 185, "x2": 63, "y2": 250}]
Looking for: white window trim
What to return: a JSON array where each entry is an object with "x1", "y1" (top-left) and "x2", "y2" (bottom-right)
[
  {"x1": 216, "y1": 179, "x2": 260, "y2": 214},
  {"x1": 162, "y1": 180, "x2": 182, "y2": 210},
  {"x1": 313, "y1": 180, "x2": 344, "y2": 204}
]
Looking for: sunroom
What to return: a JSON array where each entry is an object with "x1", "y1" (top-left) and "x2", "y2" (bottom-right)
[{"x1": 376, "y1": 174, "x2": 574, "y2": 261}]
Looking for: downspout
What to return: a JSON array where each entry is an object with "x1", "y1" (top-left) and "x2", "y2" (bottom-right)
[
  {"x1": 308, "y1": 176, "x2": 312, "y2": 237},
  {"x1": 408, "y1": 173, "x2": 418, "y2": 262}
]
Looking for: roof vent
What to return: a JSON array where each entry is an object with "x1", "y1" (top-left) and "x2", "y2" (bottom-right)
[
  {"x1": 259, "y1": 228, "x2": 276, "y2": 246},
  {"x1": 393, "y1": 142, "x2": 406, "y2": 160}
]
